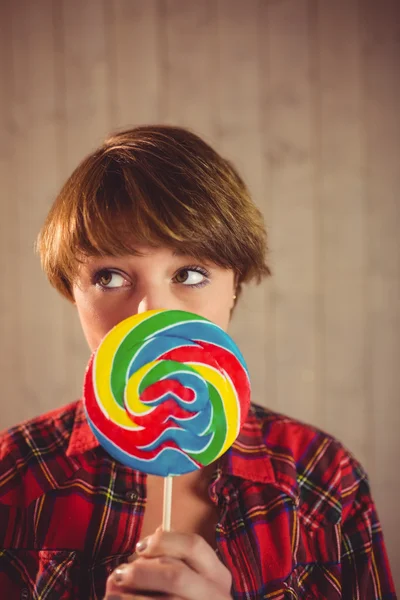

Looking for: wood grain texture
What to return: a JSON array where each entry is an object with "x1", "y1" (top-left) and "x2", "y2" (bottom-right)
[
  {"x1": 215, "y1": 0, "x2": 273, "y2": 408},
  {"x1": 162, "y1": 0, "x2": 216, "y2": 136},
  {"x1": 0, "y1": 3, "x2": 20, "y2": 417},
  {"x1": 60, "y1": 0, "x2": 111, "y2": 395},
  {"x1": 0, "y1": 0, "x2": 399, "y2": 587},
  {"x1": 362, "y1": 0, "x2": 400, "y2": 580},
  {"x1": 264, "y1": 0, "x2": 318, "y2": 424},
  {"x1": 2, "y1": 0, "x2": 67, "y2": 422},
  {"x1": 108, "y1": 0, "x2": 162, "y2": 128},
  {"x1": 315, "y1": 0, "x2": 369, "y2": 465}
]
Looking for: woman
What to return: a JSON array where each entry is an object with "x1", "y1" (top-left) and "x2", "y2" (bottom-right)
[{"x1": 0, "y1": 126, "x2": 395, "y2": 599}]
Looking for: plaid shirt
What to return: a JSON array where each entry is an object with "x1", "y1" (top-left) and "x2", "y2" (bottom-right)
[{"x1": 0, "y1": 400, "x2": 396, "y2": 600}]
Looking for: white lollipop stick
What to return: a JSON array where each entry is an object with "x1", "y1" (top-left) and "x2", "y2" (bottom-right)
[{"x1": 162, "y1": 476, "x2": 173, "y2": 531}]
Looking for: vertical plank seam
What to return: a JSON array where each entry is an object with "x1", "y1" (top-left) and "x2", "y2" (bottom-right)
[
  {"x1": 359, "y1": 0, "x2": 375, "y2": 475},
  {"x1": 104, "y1": 0, "x2": 117, "y2": 129},
  {"x1": 156, "y1": 0, "x2": 168, "y2": 122},
  {"x1": 10, "y1": 2, "x2": 24, "y2": 405},
  {"x1": 208, "y1": 0, "x2": 219, "y2": 141},
  {"x1": 214, "y1": 0, "x2": 222, "y2": 145},
  {"x1": 356, "y1": 0, "x2": 373, "y2": 471},
  {"x1": 258, "y1": 0, "x2": 276, "y2": 405},
  {"x1": 268, "y1": 0, "x2": 278, "y2": 411},
  {"x1": 53, "y1": 0, "x2": 67, "y2": 176},
  {"x1": 308, "y1": 0, "x2": 324, "y2": 427},
  {"x1": 53, "y1": 0, "x2": 69, "y2": 406},
  {"x1": 1, "y1": 3, "x2": 20, "y2": 426}
]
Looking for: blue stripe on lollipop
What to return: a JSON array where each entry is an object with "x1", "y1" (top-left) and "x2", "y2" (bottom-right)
[
  {"x1": 146, "y1": 320, "x2": 249, "y2": 372},
  {"x1": 87, "y1": 418, "x2": 202, "y2": 476}
]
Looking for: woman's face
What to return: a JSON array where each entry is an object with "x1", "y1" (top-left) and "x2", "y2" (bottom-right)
[{"x1": 72, "y1": 246, "x2": 236, "y2": 352}]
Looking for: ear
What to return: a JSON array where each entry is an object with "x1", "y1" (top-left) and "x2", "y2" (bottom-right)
[{"x1": 230, "y1": 277, "x2": 239, "y2": 311}]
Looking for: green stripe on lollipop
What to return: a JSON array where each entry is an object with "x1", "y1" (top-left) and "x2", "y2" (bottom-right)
[
  {"x1": 187, "y1": 381, "x2": 227, "y2": 465},
  {"x1": 138, "y1": 360, "x2": 199, "y2": 394},
  {"x1": 125, "y1": 310, "x2": 208, "y2": 342},
  {"x1": 110, "y1": 310, "x2": 207, "y2": 406}
]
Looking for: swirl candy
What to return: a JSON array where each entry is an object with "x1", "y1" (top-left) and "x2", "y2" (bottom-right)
[{"x1": 83, "y1": 309, "x2": 250, "y2": 476}]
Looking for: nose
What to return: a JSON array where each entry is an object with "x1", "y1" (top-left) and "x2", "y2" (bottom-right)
[
  {"x1": 137, "y1": 297, "x2": 154, "y2": 314},
  {"x1": 136, "y1": 286, "x2": 175, "y2": 314}
]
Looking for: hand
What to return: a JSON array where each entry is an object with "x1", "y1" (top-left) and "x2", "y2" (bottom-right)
[{"x1": 104, "y1": 528, "x2": 232, "y2": 599}]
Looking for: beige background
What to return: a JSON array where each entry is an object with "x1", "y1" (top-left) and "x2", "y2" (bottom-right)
[{"x1": 0, "y1": 0, "x2": 399, "y2": 589}]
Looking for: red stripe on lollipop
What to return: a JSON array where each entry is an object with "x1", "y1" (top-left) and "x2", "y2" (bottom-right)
[{"x1": 84, "y1": 358, "x2": 202, "y2": 458}]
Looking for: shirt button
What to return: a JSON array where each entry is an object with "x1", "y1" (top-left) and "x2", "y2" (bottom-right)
[
  {"x1": 125, "y1": 490, "x2": 138, "y2": 502},
  {"x1": 21, "y1": 590, "x2": 29, "y2": 600}
]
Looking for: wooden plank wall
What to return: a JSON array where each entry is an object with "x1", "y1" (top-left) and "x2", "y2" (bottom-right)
[{"x1": 0, "y1": 0, "x2": 399, "y2": 587}]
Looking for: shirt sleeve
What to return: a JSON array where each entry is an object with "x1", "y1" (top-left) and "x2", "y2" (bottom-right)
[{"x1": 340, "y1": 455, "x2": 396, "y2": 599}]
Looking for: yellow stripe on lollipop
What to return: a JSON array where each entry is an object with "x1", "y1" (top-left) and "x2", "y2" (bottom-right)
[
  {"x1": 93, "y1": 311, "x2": 163, "y2": 429},
  {"x1": 124, "y1": 362, "x2": 160, "y2": 417},
  {"x1": 187, "y1": 362, "x2": 240, "y2": 457}
]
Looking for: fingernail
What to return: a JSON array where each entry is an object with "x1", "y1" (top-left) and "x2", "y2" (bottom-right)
[
  {"x1": 136, "y1": 536, "x2": 149, "y2": 553},
  {"x1": 113, "y1": 564, "x2": 128, "y2": 584}
]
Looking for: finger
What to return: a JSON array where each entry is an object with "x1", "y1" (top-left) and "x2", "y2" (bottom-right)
[
  {"x1": 108, "y1": 556, "x2": 230, "y2": 600},
  {"x1": 105, "y1": 559, "x2": 165, "y2": 595},
  {"x1": 133, "y1": 530, "x2": 231, "y2": 593}
]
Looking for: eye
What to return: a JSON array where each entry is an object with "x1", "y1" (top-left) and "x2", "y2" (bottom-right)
[
  {"x1": 173, "y1": 266, "x2": 209, "y2": 288},
  {"x1": 94, "y1": 269, "x2": 129, "y2": 290}
]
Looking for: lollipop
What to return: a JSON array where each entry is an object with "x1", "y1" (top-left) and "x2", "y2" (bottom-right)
[{"x1": 83, "y1": 309, "x2": 250, "y2": 478}]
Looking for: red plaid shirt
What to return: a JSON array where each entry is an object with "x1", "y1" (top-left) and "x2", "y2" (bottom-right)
[{"x1": 0, "y1": 400, "x2": 396, "y2": 599}]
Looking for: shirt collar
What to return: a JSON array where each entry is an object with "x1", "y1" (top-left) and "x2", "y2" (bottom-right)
[
  {"x1": 67, "y1": 401, "x2": 298, "y2": 501},
  {"x1": 66, "y1": 400, "x2": 99, "y2": 457},
  {"x1": 217, "y1": 405, "x2": 299, "y2": 501}
]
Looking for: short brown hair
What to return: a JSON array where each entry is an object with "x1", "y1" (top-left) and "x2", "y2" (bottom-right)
[{"x1": 37, "y1": 125, "x2": 271, "y2": 302}]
